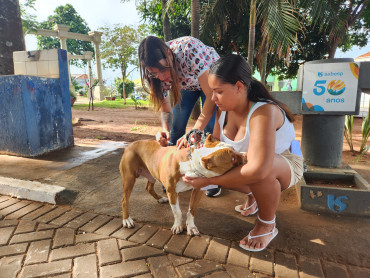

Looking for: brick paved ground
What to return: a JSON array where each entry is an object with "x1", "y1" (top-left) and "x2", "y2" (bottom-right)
[{"x1": 1, "y1": 195, "x2": 369, "y2": 278}]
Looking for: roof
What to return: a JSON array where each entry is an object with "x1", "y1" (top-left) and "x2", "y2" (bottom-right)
[
  {"x1": 71, "y1": 74, "x2": 89, "y2": 79},
  {"x1": 355, "y1": 52, "x2": 370, "y2": 62}
]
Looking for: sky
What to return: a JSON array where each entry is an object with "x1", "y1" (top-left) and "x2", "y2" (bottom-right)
[{"x1": 20, "y1": 0, "x2": 370, "y2": 86}]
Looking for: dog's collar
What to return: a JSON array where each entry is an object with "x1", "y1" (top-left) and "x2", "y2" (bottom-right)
[{"x1": 187, "y1": 149, "x2": 205, "y2": 177}]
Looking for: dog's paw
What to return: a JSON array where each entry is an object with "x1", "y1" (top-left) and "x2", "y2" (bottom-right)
[
  {"x1": 122, "y1": 217, "x2": 135, "y2": 228},
  {"x1": 187, "y1": 225, "x2": 200, "y2": 236},
  {"x1": 171, "y1": 224, "x2": 183, "y2": 234},
  {"x1": 158, "y1": 196, "x2": 168, "y2": 203}
]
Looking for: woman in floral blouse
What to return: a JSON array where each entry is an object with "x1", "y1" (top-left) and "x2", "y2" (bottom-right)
[{"x1": 138, "y1": 36, "x2": 220, "y2": 148}]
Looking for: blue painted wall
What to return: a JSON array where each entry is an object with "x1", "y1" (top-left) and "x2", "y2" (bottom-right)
[{"x1": 0, "y1": 49, "x2": 73, "y2": 157}]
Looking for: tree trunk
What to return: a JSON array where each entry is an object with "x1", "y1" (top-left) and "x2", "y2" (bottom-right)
[
  {"x1": 247, "y1": 0, "x2": 257, "y2": 68},
  {"x1": 328, "y1": 37, "x2": 340, "y2": 59},
  {"x1": 191, "y1": 0, "x2": 201, "y2": 120},
  {"x1": 0, "y1": 0, "x2": 25, "y2": 75},
  {"x1": 162, "y1": 0, "x2": 171, "y2": 41},
  {"x1": 261, "y1": 46, "x2": 268, "y2": 85},
  {"x1": 121, "y1": 67, "x2": 127, "y2": 105},
  {"x1": 191, "y1": 0, "x2": 200, "y2": 39}
]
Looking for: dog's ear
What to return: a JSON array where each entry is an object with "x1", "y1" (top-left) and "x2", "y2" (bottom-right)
[
  {"x1": 205, "y1": 134, "x2": 214, "y2": 142},
  {"x1": 204, "y1": 134, "x2": 220, "y2": 148}
]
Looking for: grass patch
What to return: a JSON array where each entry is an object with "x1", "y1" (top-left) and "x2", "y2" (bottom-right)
[{"x1": 73, "y1": 98, "x2": 150, "y2": 109}]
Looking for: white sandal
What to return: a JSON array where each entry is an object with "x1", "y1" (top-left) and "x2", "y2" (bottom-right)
[
  {"x1": 239, "y1": 215, "x2": 279, "y2": 252},
  {"x1": 235, "y1": 192, "x2": 259, "y2": 216}
]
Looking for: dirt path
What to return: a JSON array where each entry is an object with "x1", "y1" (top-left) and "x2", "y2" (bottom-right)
[{"x1": 71, "y1": 106, "x2": 369, "y2": 182}]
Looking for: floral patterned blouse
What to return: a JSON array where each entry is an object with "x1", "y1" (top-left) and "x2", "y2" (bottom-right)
[{"x1": 162, "y1": 36, "x2": 219, "y2": 94}]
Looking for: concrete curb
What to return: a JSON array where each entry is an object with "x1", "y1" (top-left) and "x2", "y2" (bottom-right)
[{"x1": 0, "y1": 176, "x2": 66, "y2": 204}]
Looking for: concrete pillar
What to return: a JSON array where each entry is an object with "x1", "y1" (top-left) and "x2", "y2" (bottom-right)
[
  {"x1": 302, "y1": 115, "x2": 345, "y2": 167},
  {"x1": 83, "y1": 51, "x2": 94, "y2": 100},
  {"x1": 53, "y1": 24, "x2": 73, "y2": 93},
  {"x1": 88, "y1": 31, "x2": 105, "y2": 101}
]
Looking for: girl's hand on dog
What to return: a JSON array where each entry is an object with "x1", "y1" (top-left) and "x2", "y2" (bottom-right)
[
  {"x1": 156, "y1": 131, "x2": 170, "y2": 147},
  {"x1": 176, "y1": 135, "x2": 189, "y2": 150},
  {"x1": 183, "y1": 175, "x2": 211, "y2": 189}
]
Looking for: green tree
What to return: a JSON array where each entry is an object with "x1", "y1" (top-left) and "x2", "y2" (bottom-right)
[
  {"x1": 114, "y1": 78, "x2": 135, "y2": 98},
  {"x1": 36, "y1": 4, "x2": 94, "y2": 67},
  {"x1": 299, "y1": 0, "x2": 369, "y2": 58},
  {"x1": 201, "y1": 0, "x2": 300, "y2": 81},
  {"x1": 135, "y1": 0, "x2": 191, "y2": 39},
  {"x1": 20, "y1": 0, "x2": 38, "y2": 35},
  {"x1": 99, "y1": 24, "x2": 148, "y2": 104}
]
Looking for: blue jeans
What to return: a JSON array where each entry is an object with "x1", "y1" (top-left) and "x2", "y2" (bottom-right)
[{"x1": 170, "y1": 90, "x2": 216, "y2": 145}]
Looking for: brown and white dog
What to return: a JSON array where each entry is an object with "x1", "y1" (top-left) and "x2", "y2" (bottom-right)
[{"x1": 119, "y1": 135, "x2": 243, "y2": 236}]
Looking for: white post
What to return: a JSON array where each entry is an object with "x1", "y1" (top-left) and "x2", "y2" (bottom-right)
[
  {"x1": 88, "y1": 31, "x2": 105, "y2": 101},
  {"x1": 83, "y1": 51, "x2": 94, "y2": 100},
  {"x1": 53, "y1": 24, "x2": 74, "y2": 93}
]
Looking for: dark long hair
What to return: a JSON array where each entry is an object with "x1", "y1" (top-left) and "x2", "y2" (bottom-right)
[
  {"x1": 209, "y1": 54, "x2": 294, "y2": 122},
  {"x1": 138, "y1": 36, "x2": 181, "y2": 111}
]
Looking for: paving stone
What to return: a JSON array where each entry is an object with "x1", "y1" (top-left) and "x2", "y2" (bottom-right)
[
  {"x1": 21, "y1": 205, "x2": 55, "y2": 221},
  {"x1": 175, "y1": 259, "x2": 224, "y2": 278},
  {"x1": 35, "y1": 206, "x2": 70, "y2": 223},
  {"x1": 0, "y1": 198, "x2": 19, "y2": 210},
  {"x1": 133, "y1": 274, "x2": 153, "y2": 278},
  {"x1": 25, "y1": 239, "x2": 51, "y2": 265},
  {"x1": 0, "y1": 219, "x2": 18, "y2": 227},
  {"x1": 53, "y1": 228, "x2": 75, "y2": 248},
  {"x1": 298, "y1": 256, "x2": 324, "y2": 278},
  {"x1": 0, "y1": 200, "x2": 31, "y2": 217},
  {"x1": 0, "y1": 242, "x2": 28, "y2": 257},
  {"x1": 95, "y1": 218, "x2": 123, "y2": 236},
  {"x1": 0, "y1": 254, "x2": 24, "y2": 278},
  {"x1": 147, "y1": 228, "x2": 172, "y2": 249},
  {"x1": 80, "y1": 214, "x2": 112, "y2": 233},
  {"x1": 49, "y1": 210, "x2": 83, "y2": 227},
  {"x1": 227, "y1": 242, "x2": 250, "y2": 268},
  {"x1": 348, "y1": 265, "x2": 370, "y2": 278},
  {"x1": 37, "y1": 222, "x2": 58, "y2": 231},
  {"x1": 10, "y1": 229, "x2": 53, "y2": 244},
  {"x1": 74, "y1": 254, "x2": 98, "y2": 278},
  {"x1": 75, "y1": 232, "x2": 109, "y2": 243},
  {"x1": 64, "y1": 212, "x2": 97, "y2": 229},
  {"x1": 122, "y1": 245, "x2": 164, "y2": 261},
  {"x1": 4, "y1": 202, "x2": 43, "y2": 220},
  {"x1": 203, "y1": 271, "x2": 230, "y2": 278},
  {"x1": 111, "y1": 223, "x2": 144, "y2": 240},
  {"x1": 322, "y1": 261, "x2": 349, "y2": 278},
  {"x1": 118, "y1": 239, "x2": 140, "y2": 249},
  {"x1": 50, "y1": 243, "x2": 95, "y2": 261},
  {"x1": 167, "y1": 254, "x2": 193, "y2": 267},
  {"x1": 97, "y1": 238, "x2": 121, "y2": 266},
  {"x1": 0, "y1": 226, "x2": 16, "y2": 245},
  {"x1": 15, "y1": 220, "x2": 37, "y2": 234},
  {"x1": 20, "y1": 259, "x2": 72, "y2": 278},
  {"x1": 225, "y1": 264, "x2": 255, "y2": 278},
  {"x1": 0, "y1": 195, "x2": 11, "y2": 203},
  {"x1": 164, "y1": 234, "x2": 190, "y2": 256},
  {"x1": 100, "y1": 259, "x2": 149, "y2": 277},
  {"x1": 183, "y1": 235, "x2": 210, "y2": 259},
  {"x1": 274, "y1": 251, "x2": 298, "y2": 278},
  {"x1": 130, "y1": 224, "x2": 159, "y2": 244},
  {"x1": 52, "y1": 274, "x2": 71, "y2": 278},
  {"x1": 204, "y1": 237, "x2": 230, "y2": 264},
  {"x1": 147, "y1": 255, "x2": 177, "y2": 278},
  {"x1": 249, "y1": 249, "x2": 274, "y2": 276}
]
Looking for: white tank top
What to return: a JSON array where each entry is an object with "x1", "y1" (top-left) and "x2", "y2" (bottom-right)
[{"x1": 219, "y1": 101, "x2": 295, "y2": 154}]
